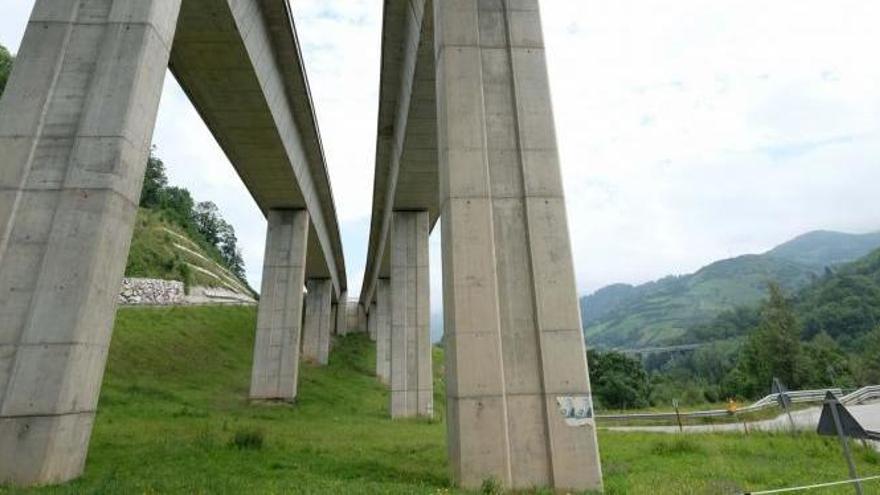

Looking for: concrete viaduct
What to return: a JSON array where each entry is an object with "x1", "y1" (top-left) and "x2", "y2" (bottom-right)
[{"x1": 0, "y1": 0, "x2": 603, "y2": 492}]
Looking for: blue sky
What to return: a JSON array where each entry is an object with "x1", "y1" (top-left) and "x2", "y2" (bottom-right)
[{"x1": 3, "y1": 0, "x2": 880, "y2": 316}]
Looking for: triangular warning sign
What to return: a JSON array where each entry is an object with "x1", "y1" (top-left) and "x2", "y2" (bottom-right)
[{"x1": 817, "y1": 391, "x2": 873, "y2": 440}]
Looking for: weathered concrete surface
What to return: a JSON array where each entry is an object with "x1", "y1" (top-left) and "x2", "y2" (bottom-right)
[
  {"x1": 0, "y1": 0, "x2": 182, "y2": 486},
  {"x1": 250, "y1": 209, "x2": 309, "y2": 401},
  {"x1": 435, "y1": 1, "x2": 602, "y2": 490},
  {"x1": 368, "y1": 302, "x2": 378, "y2": 341},
  {"x1": 390, "y1": 212, "x2": 432, "y2": 418},
  {"x1": 302, "y1": 278, "x2": 332, "y2": 365},
  {"x1": 171, "y1": 0, "x2": 346, "y2": 298},
  {"x1": 334, "y1": 291, "x2": 347, "y2": 335},
  {"x1": 375, "y1": 278, "x2": 392, "y2": 384}
]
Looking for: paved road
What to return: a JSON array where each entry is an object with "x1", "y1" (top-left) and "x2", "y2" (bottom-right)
[{"x1": 606, "y1": 402, "x2": 880, "y2": 450}]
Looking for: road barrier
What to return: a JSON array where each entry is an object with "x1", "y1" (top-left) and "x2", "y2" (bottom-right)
[{"x1": 596, "y1": 385, "x2": 880, "y2": 423}]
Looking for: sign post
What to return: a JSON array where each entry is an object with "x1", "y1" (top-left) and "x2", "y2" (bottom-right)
[
  {"x1": 772, "y1": 377, "x2": 796, "y2": 435},
  {"x1": 673, "y1": 399, "x2": 684, "y2": 432},
  {"x1": 816, "y1": 391, "x2": 880, "y2": 495}
]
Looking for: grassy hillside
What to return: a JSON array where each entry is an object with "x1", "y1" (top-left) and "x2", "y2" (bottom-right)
[
  {"x1": 682, "y1": 246, "x2": 880, "y2": 350},
  {"x1": 2, "y1": 306, "x2": 877, "y2": 494},
  {"x1": 582, "y1": 230, "x2": 880, "y2": 348},
  {"x1": 126, "y1": 209, "x2": 254, "y2": 295}
]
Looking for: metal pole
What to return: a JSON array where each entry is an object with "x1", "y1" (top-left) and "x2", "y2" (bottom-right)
[
  {"x1": 673, "y1": 400, "x2": 683, "y2": 432},
  {"x1": 829, "y1": 398, "x2": 863, "y2": 495}
]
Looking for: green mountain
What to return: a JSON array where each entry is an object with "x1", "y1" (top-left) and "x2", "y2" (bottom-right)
[{"x1": 581, "y1": 230, "x2": 880, "y2": 349}]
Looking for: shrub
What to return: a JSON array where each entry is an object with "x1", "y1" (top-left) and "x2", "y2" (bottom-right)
[{"x1": 230, "y1": 429, "x2": 264, "y2": 450}]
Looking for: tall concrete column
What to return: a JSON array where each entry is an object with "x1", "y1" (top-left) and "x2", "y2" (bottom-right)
[
  {"x1": 390, "y1": 211, "x2": 432, "y2": 418},
  {"x1": 367, "y1": 303, "x2": 378, "y2": 341},
  {"x1": 0, "y1": 0, "x2": 181, "y2": 486},
  {"x1": 434, "y1": 1, "x2": 602, "y2": 491},
  {"x1": 302, "y1": 278, "x2": 332, "y2": 365},
  {"x1": 334, "y1": 291, "x2": 347, "y2": 335},
  {"x1": 250, "y1": 209, "x2": 309, "y2": 401},
  {"x1": 375, "y1": 278, "x2": 392, "y2": 384}
]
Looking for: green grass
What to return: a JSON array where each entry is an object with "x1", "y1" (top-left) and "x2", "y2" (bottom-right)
[{"x1": 2, "y1": 306, "x2": 878, "y2": 494}]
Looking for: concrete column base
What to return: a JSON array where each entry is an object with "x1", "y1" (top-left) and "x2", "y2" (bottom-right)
[
  {"x1": 368, "y1": 303, "x2": 378, "y2": 341},
  {"x1": 390, "y1": 211, "x2": 432, "y2": 418},
  {"x1": 302, "y1": 279, "x2": 333, "y2": 365},
  {"x1": 375, "y1": 278, "x2": 392, "y2": 384},
  {"x1": 249, "y1": 209, "x2": 309, "y2": 401}
]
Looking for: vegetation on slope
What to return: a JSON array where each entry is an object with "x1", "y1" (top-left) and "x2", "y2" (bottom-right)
[
  {"x1": 582, "y1": 231, "x2": 880, "y2": 348},
  {"x1": 126, "y1": 208, "x2": 253, "y2": 295},
  {"x1": 2, "y1": 306, "x2": 877, "y2": 494},
  {"x1": 0, "y1": 44, "x2": 12, "y2": 96},
  {"x1": 137, "y1": 150, "x2": 247, "y2": 283}
]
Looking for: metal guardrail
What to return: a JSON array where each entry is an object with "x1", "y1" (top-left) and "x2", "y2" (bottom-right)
[{"x1": 596, "y1": 385, "x2": 880, "y2": 422}]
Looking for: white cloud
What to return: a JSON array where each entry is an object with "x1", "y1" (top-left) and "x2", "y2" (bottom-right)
[{"x1": 3, "y1": 1, "x2": 879, "y2": 302}]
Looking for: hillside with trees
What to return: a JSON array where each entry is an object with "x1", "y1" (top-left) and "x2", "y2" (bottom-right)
[
  {"x1": 608, "y1": 248, "x2": 880, "y2": 407},
  {"x1": 127, "y1": 149, "x2": 252, "y2": 295},
  {"x1": 581, "y1": 230, "x2": 880, "y2": 349}
]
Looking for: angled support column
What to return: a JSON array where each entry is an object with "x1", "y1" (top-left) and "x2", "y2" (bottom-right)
[
  {"x1": 0, "y1": 0, "x2": 182, "y2": 486},
  {"x1": 250, "y1": 209, "x2": 309, "y2": 401},
  {"x1": 435, "y1": 0, "x2": 602, "y2": 491},
  {"x1": 302, "y1": 278, "x2": 333, "y2": 365},
  {"x1": 375, "y1": 278, "x2": 392, "y2": 384},
  {"x1": 390, "y1": 211, "x2": 432, "y2": 418}
]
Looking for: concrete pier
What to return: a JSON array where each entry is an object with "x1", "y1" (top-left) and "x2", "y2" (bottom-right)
[
  {"x1": 375, "y1": 278, "x2": 392, "y2": 384},
  {"x1": 390, "y1": 212, "x2": 432, "y2": 418},
  {"x1": 302, "y1": 279, "x2": 333, "y2": 365},
  {"x1": 334, "y1": 291, "x2": 347, "y2": 335},
  {"x1": 250, "y1": 209, "x2": 309, "y2": 401},
  {"x1": 0, "y1": 0, "x2": 182, "y2": 485},
  {"x1": 368, "y1": 303, "x2": 378, "y2": 341},
  {"x1": 435, "y1": 1, "x2": 603, "y2": 490}
]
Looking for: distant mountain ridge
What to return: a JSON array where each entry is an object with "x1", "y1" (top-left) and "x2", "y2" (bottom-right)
[{"x1": 581, "y1": 230, "x2": 880, "y2": 349}]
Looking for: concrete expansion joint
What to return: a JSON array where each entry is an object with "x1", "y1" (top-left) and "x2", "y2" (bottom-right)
[
  {"x1": 0, "y1": 342, "x2": 108, "y2": 350},
  {"x1": 0, "y1": 410, "x2": 96, "y2": 420},
  {"x1": 31, "y1": 19, "x2": 176, "y2": 51},
  {"x1": 436, "y1": 44, "x2": 545, "y2": 52}
]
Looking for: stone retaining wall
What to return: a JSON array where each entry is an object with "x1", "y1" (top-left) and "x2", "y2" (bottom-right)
[
  {"x1": 118, "y1": 277, "x2": 256, "y2": 306},
  {"x1": 119, "y1": 278, "x2": 184, "y2": 305}
]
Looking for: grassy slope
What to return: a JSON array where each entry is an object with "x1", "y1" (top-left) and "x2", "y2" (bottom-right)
[
  {"x1": 126, "y1": 209, "x2": 251, "y2": 293},
  {"x1": 3, "y1": 306, "x2": 878, "y2": 494}
]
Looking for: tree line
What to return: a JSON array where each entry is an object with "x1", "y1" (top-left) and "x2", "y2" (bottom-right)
[{"x1": 589, "y1": 263, "x2": 880, "y2": 410}]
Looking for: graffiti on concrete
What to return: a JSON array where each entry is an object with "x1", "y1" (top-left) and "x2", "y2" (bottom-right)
[{"x1": 557, "y1": 395, "x2": 594, "y2": 427}]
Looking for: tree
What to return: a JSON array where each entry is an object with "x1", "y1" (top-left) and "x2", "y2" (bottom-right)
[
  {"x1": 858, "y1": 328, "x2": 880, "y2": 384},
  {"x1": 193, "y1": 201, "x2": 224, "y2": 246},
  {"x1": 730, "y1": 282, "x2": 804, "y2": 397},
  {"x1": 218, "y1": 223, "x2": 245, "y2": 279},
  {"x1": 0, "y1": 44, "x2": 13, "y2": 97},
  {"x1": 588, "y1": 350, "x2": 651, "y2": 409},
  {"x1": 801, "y1": 331, "x2": 854, "y2": 388},
  {"x1": 140, "y1": 148, "x2": 168, "y2": 209}
]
